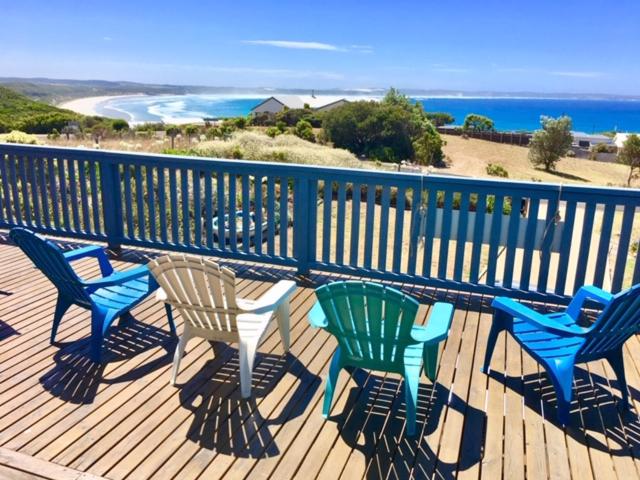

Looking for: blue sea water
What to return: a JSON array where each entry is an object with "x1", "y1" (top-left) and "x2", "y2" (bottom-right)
[{"x1": 97, "y1": 94, "x2": 640, "y2": 133}]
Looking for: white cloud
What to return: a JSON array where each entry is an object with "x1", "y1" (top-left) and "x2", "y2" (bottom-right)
[
  {"x1": 549, "y1": 71, "x2": 604, "y2": 78},
  {"x1": 102, "y1": 36, "x2": 112, "y2": 42},
  {"x1": 432, "y1": 66, "x2": 470, "y2": 73},
  {"x1": 242, "y1": 40, "x2": 341, "y2": 51},
  {"x1": 242, "y1": 40, "x2": 373, "y2": 53}
]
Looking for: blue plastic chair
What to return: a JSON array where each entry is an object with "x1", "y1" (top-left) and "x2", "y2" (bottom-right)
[
  {"x1": 482, "y1": 284, "x2": 640, "y2": 425},
  {"x1": 10, "y1": 228, "x2": 175, "y2": 362},
  {"x1": 308, "y1": 281, "x2": 454, "y2": 435}
]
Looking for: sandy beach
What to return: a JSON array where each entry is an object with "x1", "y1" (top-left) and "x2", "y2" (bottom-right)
[{"x1": 59, "y1": 94, "x2": 142, "y2": 118}]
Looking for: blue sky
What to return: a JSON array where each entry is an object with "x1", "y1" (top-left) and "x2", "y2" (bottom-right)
[{"x1": 2, "y1": 0, "x2": 639, "y2": 94}]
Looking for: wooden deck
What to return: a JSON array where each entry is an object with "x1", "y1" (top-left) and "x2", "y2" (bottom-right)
[{"x1": 1, "y1": 233, "x2": 640, "y2": 480}]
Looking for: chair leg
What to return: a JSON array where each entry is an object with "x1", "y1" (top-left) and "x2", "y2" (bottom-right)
[
  {"x1": 404, "y1": 368, "x2": 421, "y2": 436},
  {"x1": 548, "y1": 362, "x2": 575, "y2": 426},
  {"x1": 89, "y1": 310, "x2": 112, "y2": 363},
  {"x1": 423, "y1": 343, "x2": 439, "y2": 382},
  {"x1": 239, "y1": 338, "x2": 258, "y2": 398},
  {"x1": 481, "y1": 310, "x2": 509, "y2": 374},
  {"x1": 323, "y1": 348, "x2": 343, "y2": 418},
  {"x1": 171, "y1": 330, "x2": 190, "y2": 386},
  {"x1": 606, "y1": 348, "x2": 629, "y2": 410},
  {"x1": 118, "y1": 311, "x2": 134, "y2": 328},
  {"x1": 165, "y1": 303, "x2": 176, "y2": 336},
  {"x1": 276, "y1": 301, "x2": 290, "y2": 352},
  {"x1": 51, "y1": 296, "x2": 72, "y2": 344}
]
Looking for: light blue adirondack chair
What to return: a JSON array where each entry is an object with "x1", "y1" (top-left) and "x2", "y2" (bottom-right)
[
  {"x1": 308, "y1": 281, "x2": 454, "y2": 436},
  {"x1": 482, "y1": 284, "x2": 640, "y2": 425},
  {"x1": 10, "y1": 227, "x2": 175, "y2": 362}
]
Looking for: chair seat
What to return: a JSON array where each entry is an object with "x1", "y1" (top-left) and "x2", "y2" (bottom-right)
[
  {"x1": 512, "y1": 313, "x2": 586, "y2": 360},
  {"x1": 90, "y1": 277, "x2": 151, "y2": 313}
]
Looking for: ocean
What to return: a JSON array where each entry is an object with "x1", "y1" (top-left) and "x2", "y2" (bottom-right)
[{"x1": 96, "y1": 94, "x2": 640, "y2": 133}]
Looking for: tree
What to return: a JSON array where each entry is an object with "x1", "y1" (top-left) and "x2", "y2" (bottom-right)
[
  {"x1": 528, "y1": 116, "x2": 573, "y2": 172},
  {"x1": 462, "y1": 114, "x2": 495, "y2": 132},
  {"x1": 233, "y1": 117, "x2": 247, "y2": 129},
  {"x1": 425, "y1": 112, "x2": 455, "y2": 127},
  {"x1": 184, "y1": 124, "x2": 199, "y2": 144},
  {"x1": 413, "y1": 122, "x2": 445, "y2": 166},
  {"x1": 165, "y1": 125, "x2": 182, "y2": 149},
  {"x1": 293, "y1": 119, "x2": 315, "y2": 142},
  {"x1": 111, "y1": 119, "x2": 130, "y2": 133},
  {"x1": 618, "y1": 134, "x2": 640, "y2": 186}
]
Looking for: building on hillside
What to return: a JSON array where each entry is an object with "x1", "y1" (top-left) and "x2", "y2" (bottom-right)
[
  {"x1": 250, "y1": 95, "x2": 349, "y2": 115},
  {"x1": 613, "y1": 132, "x2": 638, "y2": 149},
  {"x1": 571, "y1": 132, "x2": 613, "y2": 149}
]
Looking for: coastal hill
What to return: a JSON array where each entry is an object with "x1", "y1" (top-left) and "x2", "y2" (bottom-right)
[{"x1": 1, "y1": 77, "x2": 638, "y2": 105}]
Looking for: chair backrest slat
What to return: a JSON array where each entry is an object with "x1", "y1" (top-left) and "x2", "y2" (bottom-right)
[
  {"x1": 149, "y1": 254, "x2": 240, "y2": 335},
  {"x1": 316, "y1": 281, "x2": 419, "y2": 370},
  {"x1": 580, "y1": 284, "x2": 640, "y2": 357},
  {"x1": 9, "y1": 227, "x2": 89, "y2": 303}
]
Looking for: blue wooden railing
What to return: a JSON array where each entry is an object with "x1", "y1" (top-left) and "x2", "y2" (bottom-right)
[{"x1": 2, "y1": 143, "x2": 640, "y2": 303}]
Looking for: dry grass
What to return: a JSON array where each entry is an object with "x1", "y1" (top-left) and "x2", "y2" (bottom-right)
[{"x1": 441, "y1": 134, "x2": 634, "y2": 187}]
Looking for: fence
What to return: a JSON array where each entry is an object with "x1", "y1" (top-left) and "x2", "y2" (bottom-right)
[
  {"x1": 438, "y1": 127, "x2": 532, "y2": 146},
  {"x1": 1, "y1": 143, "x2": 639, "y2": 303}
]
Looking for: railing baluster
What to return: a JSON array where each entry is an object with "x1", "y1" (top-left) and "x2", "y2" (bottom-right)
[
  {"x1": 611, "y1": 204, "x2": 635, "y2": 292},
  {"x1": 158, "y1": 168, "x2": 167, "y2": 244},
  {"x1": 28, "y1": 157, "x2": 41, "y2": 227},
  {"x1": 135, "y1": 165, "x2": 146, "y2": 240},
  {"x1": 363, "y1": 184, "x2": 375, "y2": 270},
  {"x1": 217, "y1": 171, "x2": 226, "y2": 250},
  {"x1": 123, "y1": 165, "x2": 134, "y2": 238},
  {"x1": 378, "y1": 186, "x2": 390, "y2": 271},
  {"x1": 88, "y1": 161, "x2": 100, "y2": 234},
  {"x1": 56, "y1": 157, "x2": 70, "y2": 231},
  {"x1": 407, "y1": 186, "x2": 421, "y2": 276},
  {"x1": 254, "y1": 176, "x2": 263, "y2": 254},
  {"x1": 181, "y1": 168, "x2": 190, "y2": 246},
  {"x1": 554, "y1": 200, "x2": 577, "y2": 295},
  {"x1": 453, "y1": 192, "x2": 470, "y2": 282},
  {"x1": 486, "y1": 194, "x2": 505, "y2": 286},
  {"x1": 350, "y1": 183, "x2": 361, "y2": 267},
  {"x1": 574, "y1": 202, "x2": 596, "y2": 291},
  {"x1": 66, "y1": 159, "x2": 80, "y2": 231},
  {"x1": 336, "y1": 182, "x2": 346, "y2": 265},
  {"x1": 593, "y1": 203, "x2": 616, "y2": 288},
  {"x1": 192, "y1": 169, "x2": 201, "y2": 247},
  {"x1": 279, "y1": 177, "x2": 287, "y2": 258},
  {"x1": 242, "y1": 174, "x2": 250, "y2": 253},
  {"x1": 519, "y1": 197, "x2": 540, "y2": 291},
  {"x1": 0, "y1": 155, "x2": 12, "y2": 224},
  {"x1": 322, "y1": 180, "x2": 332, "y2": 263},
  {"x1": 438, "y1": 190, "x2": 453, "y2": 279},
  {"x1": 37, "y1": 158, "x2": 50, "y2": 228},
  {"x1": 147, "y1": 166, "x2": 157, "y2": 242},
  {"x1": 502, "y1": 195, "x2": 522, "y2": 289},
  {"x1": 469, "y1": 193, "x2": 487, "y2": 284},
  {"x1": 78, "y1": 160, "x2": 90, "y2": 233},
  {"x1": 204, "y1": 170, "x2": 213, "y2": 249},
  {"x1": 9, "y1": 155, "x2": 23, "y2": 225},
  {"x1": 267, "y1": 176, "x2": 275, "y2": 256},
  {"x1": 169, "y1": 168, "x2": 179, "y2": 244},
  {"x1": 537, "y1": 196, "x2": 559, "y2": 293},
  {"x1": 392, "y1": 186, "x2": 406, "y2": 274},
  {"x1": 422, "y1": 189, "x2": 437, "y2": 277},
  {"x1": 229, "y1": 173, "x2": 237, "y2": 251},
  {"x1": 307, "y1": 178, "x2": 318, "y2": 266},
  {"x1": 18, "y1": 155, "x2": 33, "y2": 227}
]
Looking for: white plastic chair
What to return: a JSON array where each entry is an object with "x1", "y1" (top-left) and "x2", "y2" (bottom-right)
[{"x1": 148, "y1": 253, "x2": 296, "y2": 398}]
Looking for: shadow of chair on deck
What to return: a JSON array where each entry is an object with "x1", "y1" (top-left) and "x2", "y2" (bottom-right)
[
  {"x1": 0, "y1": 320, "x2": 19, "y2": 341},
  {"x1": 488, "y1": 365, "x2": 640, "y2": 457},
  {"x1": 329, "y1": 371, "x2": 485, "y2": 480},
  {"x1": 177, "y1": 343, "x2": 320, "y2": 459},
  {"x1": 39, "y1": 318, "x2": 175, "y2": 404}
]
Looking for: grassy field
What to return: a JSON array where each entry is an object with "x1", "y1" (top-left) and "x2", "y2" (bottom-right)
[{"x1": 440, "y1": 134, "x2": 633, "y2": 187}]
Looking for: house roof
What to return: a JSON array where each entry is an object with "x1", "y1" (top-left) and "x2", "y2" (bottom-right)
[{"x1": 251, "y1": 95, "x2": 347, "y2": 112}]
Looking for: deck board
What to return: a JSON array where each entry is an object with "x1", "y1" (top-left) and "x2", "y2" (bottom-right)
[{"x1": 1, "y1": 233, "x2": 640, "y2": 479}]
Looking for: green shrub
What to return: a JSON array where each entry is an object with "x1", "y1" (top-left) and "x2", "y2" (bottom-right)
[
  {"x1": 486, "y1": 163, "x2": 509, "y2": 177},
  {"x1": 565, "y1": 149, "x2": 576, "y2": 157},
  {"x1": 293, "y1": 119, "x2": 315, "y2": 142},
  {"x1": 265, "y1": 126, "x2": 281, "y2": 138},
  {"x1": 462, "y1": 114, "x2": 495, "y2": 132},
  {"x1": 2, "y1": 130, "x2": 38, "y2": 144}
]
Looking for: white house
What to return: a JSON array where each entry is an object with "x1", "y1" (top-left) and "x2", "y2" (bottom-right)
[
  {"x1": 613, "y1": 133, "x2": 638, "y2": 149},
  {"x1": 250, "y1": 95, "x2": 349, "y2": 115}
]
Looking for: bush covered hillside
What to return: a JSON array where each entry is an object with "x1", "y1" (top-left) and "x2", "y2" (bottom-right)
[{"x1": 0, "y1": 86, "x2": 121, "y2": 134}]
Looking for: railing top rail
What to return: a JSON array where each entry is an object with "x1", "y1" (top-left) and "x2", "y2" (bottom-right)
[{"x1": 2, "y1": 142, "x2": 640, "y2": 199}]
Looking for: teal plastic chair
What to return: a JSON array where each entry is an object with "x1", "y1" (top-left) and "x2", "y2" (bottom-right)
[
  {"x1": 482, "y1": 284, "x2": 640, "y2": 425},
  {"x1": 308, "y1": 281, "x2": 454, "y2": 435},
  {"x1": 10, "y1": 227, "x2": 175, "y2": 362}
]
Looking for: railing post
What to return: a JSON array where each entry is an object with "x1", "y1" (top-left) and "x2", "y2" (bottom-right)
[
  {"x1": 293, "y1": 175, "x2": 311, "y2": 276},
  {"x1": 99, "y1": 160, "x2": 124, "y2": 253}
]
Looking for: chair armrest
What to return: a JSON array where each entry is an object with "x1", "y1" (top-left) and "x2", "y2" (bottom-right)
[
  {"x1": 411, "y1": 302, "x2": 454, "y2": 344},
  {"x1": 492, "y1": 297, "x2": 589, "y2": 336},
  {"x1": 308, "y1": 301, "x2": 328, "y2": 328},
  {"x1": 83, "y1": 264, "x2": 150, "y2": 288},
  {"x1": 64, "y1": 245, "x2": 114, "y2": 276},
  {"x1": 566, "y1": 285, "x2": 614, "y2": 319},
  {"x1": 237, "y1": 280, "x2": 296, "y2": 315}
]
